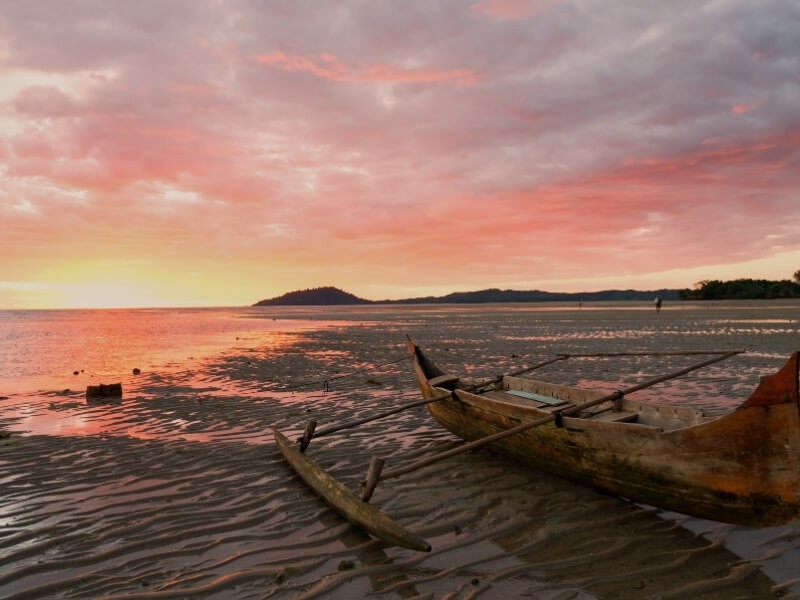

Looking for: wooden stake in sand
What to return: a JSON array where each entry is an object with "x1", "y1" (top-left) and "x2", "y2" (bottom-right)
[{"x1": 298, "y1": 420, "x2": 316, "y2": 453}]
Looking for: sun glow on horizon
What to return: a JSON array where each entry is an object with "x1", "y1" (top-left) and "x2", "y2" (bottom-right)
[
  {"x1": 1, "y1": 259, "x2": 262, "y2": 309},
  {"x1": 3, "y1": 246, "x2": 799, "y2": 310}
]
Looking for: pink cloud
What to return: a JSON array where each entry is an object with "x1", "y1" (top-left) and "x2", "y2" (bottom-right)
[
  {"x1": 470, "y1": 0, "x2": 558, "y2": 20},
  {"x1": 615, "y1": 131, "x2": 800, "y2": 186},
  {"x1": 254, "y1": 51, "x2": 478, "y2": 85}
]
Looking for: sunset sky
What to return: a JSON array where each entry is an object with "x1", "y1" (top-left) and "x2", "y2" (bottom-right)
[{"x1": 2, "y1": 1, "x2": 799, "y2": 308}]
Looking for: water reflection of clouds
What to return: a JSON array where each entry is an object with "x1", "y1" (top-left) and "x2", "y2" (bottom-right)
[{"x1": 0, "y1": 309, "x2": 352, "y2": 393}]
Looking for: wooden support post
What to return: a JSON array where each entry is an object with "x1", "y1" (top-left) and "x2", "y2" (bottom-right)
[
  {"x1": 298, "y1": 420, "x2": 317, "y2": 453},
  {"x1": 360, "y1": 456, "x2": 385, "y2": 502}
]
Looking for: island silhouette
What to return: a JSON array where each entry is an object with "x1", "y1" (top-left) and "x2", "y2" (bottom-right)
[{"x1": 253, "y1": 286, "x2": 679, "y2": 306}]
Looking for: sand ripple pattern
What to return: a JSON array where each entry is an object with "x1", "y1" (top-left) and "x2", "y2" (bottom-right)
[{"x1": 2, "y1": 303, "x2": 799, "y2": 598}]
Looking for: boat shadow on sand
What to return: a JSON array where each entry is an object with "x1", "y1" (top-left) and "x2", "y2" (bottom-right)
[{"x1": 274, "y1": 437, "x2": 785, "y2": 599}]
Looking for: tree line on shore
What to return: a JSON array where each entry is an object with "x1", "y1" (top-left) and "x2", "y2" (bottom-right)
[{"x1": 679, "y1": 271, "x2": 800, "y2": 300}]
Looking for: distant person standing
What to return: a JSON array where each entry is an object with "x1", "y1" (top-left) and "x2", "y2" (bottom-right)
[{"x1": 654, "y1": 296, "x2": 662, "y2": 313}]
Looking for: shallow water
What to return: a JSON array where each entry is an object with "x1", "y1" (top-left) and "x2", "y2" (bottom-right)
[{"x1": 1, "y1": 301, "x2": 800, "y2": 598}]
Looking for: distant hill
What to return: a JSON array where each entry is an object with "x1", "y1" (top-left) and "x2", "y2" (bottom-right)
[
  {"x1": 386, "y1": 288, "x2": 679, "y2": 304},
  {"x1": 252, "y1": 286, "x2": 680, "y2": 306},
  {"x1": 253, "y1": 286, "x2": 371, "y2": 306}
]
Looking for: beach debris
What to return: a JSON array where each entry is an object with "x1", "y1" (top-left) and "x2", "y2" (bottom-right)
[
  {"x1": 337, "y1": 560, "x2": 356, "y2": 571},
  {"x1": 73, "y1": 371, "x2": 79, "y2": 375},
  {"x1": 86, "y1": 383, "x2": 123, "y2": 399},
  {"x1": 273, "y1": 567, "x2": 295, "y2": 584},
  {"x1": 132, "y1": 368, "x2": 141, "y2": 375}
]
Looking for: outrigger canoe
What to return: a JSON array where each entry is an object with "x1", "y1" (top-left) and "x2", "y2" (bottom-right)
[{"x1": 407, "y1": 337, "x2": 800, "y2": 527}]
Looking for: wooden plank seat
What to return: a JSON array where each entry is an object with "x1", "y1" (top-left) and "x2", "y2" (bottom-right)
[
  {"x1": 483, "y1": 390, "x2": 572, "y2": 412},
  {"x1": 504, "y1": 389, "x2": 567, "y2": 406},
  {"x1": 475, "y1": 389, "x2": 638, "y2": 423}
]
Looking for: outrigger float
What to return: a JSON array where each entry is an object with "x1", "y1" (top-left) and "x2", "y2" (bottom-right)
[{"x1": 274, "y1": 336, "x2": 800, "y2": 551}]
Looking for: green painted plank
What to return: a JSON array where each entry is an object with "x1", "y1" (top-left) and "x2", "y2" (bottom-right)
[{"x1": 505, "y1": 389, "x2": 567, "y2": 406}]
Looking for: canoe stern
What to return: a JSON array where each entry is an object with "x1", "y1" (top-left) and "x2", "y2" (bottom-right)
[{"x1": 740, "y1": 351, "x2": 799, "y2": 409}]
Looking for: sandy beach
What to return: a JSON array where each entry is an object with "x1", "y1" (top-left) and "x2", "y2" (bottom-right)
[{"x1": 2, "y1": 301, "x2": 800, "y2": 599}]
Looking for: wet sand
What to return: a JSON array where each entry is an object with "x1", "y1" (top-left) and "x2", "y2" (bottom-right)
[{"x1": 2, "y1": 301, "x2": 800, "y2": 598}]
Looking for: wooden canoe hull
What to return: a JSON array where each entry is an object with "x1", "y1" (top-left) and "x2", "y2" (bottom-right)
[
  {"x1": 273, "y1": 429, "x2": 431, "y2": 552},
  {"x1": 427, "y1": 394, "x2": 800, "y2": 525},
  {"x1": 409, "y1": 338, "x2": 800, "y2": 526}
]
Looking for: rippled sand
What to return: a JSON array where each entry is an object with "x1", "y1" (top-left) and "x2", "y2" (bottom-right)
[{"x1": 2, "y1": 302, "x2": 799, "y2": 598}]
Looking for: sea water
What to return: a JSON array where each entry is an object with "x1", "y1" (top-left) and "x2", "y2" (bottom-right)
[{"x1": 0, "y1": 307, "x2": 323, "y2": 393}]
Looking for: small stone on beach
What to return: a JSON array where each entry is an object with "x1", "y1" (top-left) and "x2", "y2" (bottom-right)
[{"x1": 337, "y1": 560, "x2": 356, "y2": 571}]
